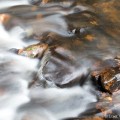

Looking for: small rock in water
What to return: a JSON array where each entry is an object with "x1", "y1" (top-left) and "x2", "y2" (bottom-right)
[
  {"x1": 18, "y1": 43, "x2": 48, "y2": 59},
  {"x1": 9, "y1": 48, "x2": 19, "y2": 54},
  {"x1": 28, "y1": 0, "x2": 42, "y2": 5},
  {"x1": 91, "y1": 57, "x2": 120, "y2": 93}
]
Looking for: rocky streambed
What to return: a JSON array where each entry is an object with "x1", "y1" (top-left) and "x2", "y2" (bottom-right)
[{"x1": 0, "y1": 0, "x2": 120, "y2": 120}]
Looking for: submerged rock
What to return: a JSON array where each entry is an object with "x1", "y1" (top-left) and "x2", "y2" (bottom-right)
[
  {"x1": 91, "y1": 57, "x2": 120, "y2": 93},
  {"x1": 28, "y1": 0, "x2": 42, "y2": 5}
]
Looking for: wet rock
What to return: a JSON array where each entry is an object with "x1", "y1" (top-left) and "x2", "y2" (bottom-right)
[
  {"x1": 64, "y1": 116, "x2": 104, "y2": 120},
  {"x1": 0, "y1": 14, "x2": 11, "y2": 24},
  {"x1": 91, "y1": 57, "x2": 120, "y2": 93},
  {"x1": 42, "y1": 45, "x2": 90, "y2": 87},
  {"x1": 18, "y1": 44, "x2": 90, "y2": 88},
  {"x1": 18, "y1": 43, "x2": 48, "y2": 59},
  {"x1": 28, "y1": 0, "x2": 42, "y2": 5},
  {"x1": 9, "y1": 48, "x2": 19, "y2": 54},
  {"x1": 94, "y1": 91, "x2": 120, "y2": 120},
  {"x1": 79, "y1": 103, "x2": 101, "y2": 117}
]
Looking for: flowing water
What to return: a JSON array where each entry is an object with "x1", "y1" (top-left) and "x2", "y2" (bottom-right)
[{"x1": 0, "y1": 0, "x2": 120, "y2": 120}]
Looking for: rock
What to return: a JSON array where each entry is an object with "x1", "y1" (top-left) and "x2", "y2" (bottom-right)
[
  {"x1": 64, "y1": 116, "x2": 104, "y2": 120},
  {"x1": 42, "y1": 45, "x2": 90, "y2": 87},
  {"x1": 17, "y1": 39, "x2": 90, "y2": 88},
  {"x1": 0, "y1": 14, "x2": 11, "y2": 24},
  {"x1": 91, "y1": 57, "x2": 120, "y2": 93},
  {"x1": 9, "y1": 48, "x2": 19, "y2": 54},
  {"x1": 18, "y1": 43, "x2": 48, "y2": 59},
  {"x1": 28, "y1": 0, "x2": 42, "y2": 5}
]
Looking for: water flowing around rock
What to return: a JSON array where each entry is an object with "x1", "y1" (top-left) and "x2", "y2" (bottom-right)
[{"x1": 0, "y1": 0, "x2": 120, "y2": 120}]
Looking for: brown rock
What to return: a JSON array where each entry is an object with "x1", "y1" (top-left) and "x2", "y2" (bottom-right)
[
  {"x1": 18, "y1": 43, "x2": 48, "y2": 59},
  {"x1": 91, "y1": 58, "x2": 120, "y2": 93}
]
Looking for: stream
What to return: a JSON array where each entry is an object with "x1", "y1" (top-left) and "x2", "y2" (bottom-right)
[{"x1": 0, "y1": 0, "x2": 120, "y2": 120}]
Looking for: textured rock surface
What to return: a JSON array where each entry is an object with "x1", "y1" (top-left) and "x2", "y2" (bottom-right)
[{"x1": 91, "y1": 57, "x2": 120, "y2": 93}]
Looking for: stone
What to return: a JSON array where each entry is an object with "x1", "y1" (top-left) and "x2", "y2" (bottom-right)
[{"x1": 91, "y1": 58, "x2": 120, "y2": 93}]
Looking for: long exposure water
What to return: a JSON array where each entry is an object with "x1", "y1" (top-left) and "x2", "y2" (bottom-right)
[{"x1": 0, "y1": 0, "x2": 120, "y2": 120}]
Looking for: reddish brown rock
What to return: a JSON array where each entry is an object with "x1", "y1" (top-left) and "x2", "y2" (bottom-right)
[{"x1": 91, "y1": 57, "x2": 120, "y2": 93}]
